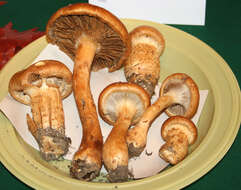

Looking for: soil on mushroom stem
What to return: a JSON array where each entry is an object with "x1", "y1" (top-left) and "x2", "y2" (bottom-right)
[{"x1": 49, "y1": 159, "x2": 135, "y2": 183}]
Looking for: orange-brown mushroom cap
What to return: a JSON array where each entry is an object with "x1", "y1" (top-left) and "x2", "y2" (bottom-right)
[
  {"x1": 8, "y1": 60, "x2": 72, "y2": 105},
  {"x1": 128, "y1": 25, "x2": 165, "y2": 56},
  {"x1": 161, "y1": 116, "x2": 198, "y2": 145},
  {"x1": 160, "y1": 73, "x2": 200, "y2": 118},
  {"x1": 46, "y1": 3, "x2": 130, "y2": 72}
]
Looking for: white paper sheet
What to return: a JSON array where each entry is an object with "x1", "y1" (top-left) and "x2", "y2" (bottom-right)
[
  {"x1": 0, "y1": 44, "x2": 208, "y2": 178},
  {"x1": 89, "y1": 0, "x2": 206, "y2": 26}
]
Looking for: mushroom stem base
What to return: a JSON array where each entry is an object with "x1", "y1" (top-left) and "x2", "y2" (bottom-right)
[
  {"x1": 70, "y1": 159, "x2": 100, "y2": 181},
  {"x1": 107, "y1": 165, "x2": 130, "y2": 183},
  {"x1": 27, "y1": 116, "x2": 71, "y2": 161}
]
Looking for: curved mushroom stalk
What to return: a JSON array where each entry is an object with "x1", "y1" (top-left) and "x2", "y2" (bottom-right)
[
  {"x1": 126, "y1": 73, "x2": 199, "y2": 157},
  {"x1": 127, "y1": 96, "x2": 173, "y2": 157},
  {"x1": 98, "y1": 82, "x2": 150, "y2": 182},
  {"x1": 103, "y1": 106, "x2": 136, "y2": 182},
  {"x1": 8, "y1": 60, "x2": 73, "y2": 161},
  {"x1": 124, "y1": 25, "x2": 165, "y2": 96},
  {"x1": 159, "y1": 116, "x2": 198, "y2": 164},
  {"x1": 46, "y1": 3, "x2": 130, "y2": 180}
]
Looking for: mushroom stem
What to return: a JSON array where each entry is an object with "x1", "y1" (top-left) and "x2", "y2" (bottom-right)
[
  {"x1": 127, "y1": 95, "x2": 173, "y2": 157},
  {"x1": 70, "y1": 38, "x2": 103, "y2": 181},
  {"x1": 49, "y1": 87, "x2": 65, "y2": 132},
  {"x1": 26, "y1": 80, "x2": 70, "y2": 161},
  {"x1": 103, "y1": 106, "x2": 136, "y2": 182}
]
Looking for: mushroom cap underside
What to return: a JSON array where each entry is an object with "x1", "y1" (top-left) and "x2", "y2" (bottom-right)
[
  {"x1": 46, "y1": 3, "x2": 131, "y2": 72},
  {"x1": 8, "y1": 60, "x2": 72, "y2": 105},
  {"x1": 160, "y1": 73, "x2": 200, "y2": 118},
  {"x1": 161, "y1": 116, "x2": 198, "y2": 145},
  {"x1": 129, "y1": 25, "x2": 165, "y2": 57},
  {"x1": 98, "y1": 82, "x2": 150, "y2": 126}
]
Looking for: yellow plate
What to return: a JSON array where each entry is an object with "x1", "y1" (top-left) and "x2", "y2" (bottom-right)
[{"x1": 0, "y1": 19, "x2": 240, "y2": 190}]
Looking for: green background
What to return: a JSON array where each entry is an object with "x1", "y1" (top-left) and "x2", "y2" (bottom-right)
[{"x1": 0, "y1": 0, "x2": 240, "y2": 189}]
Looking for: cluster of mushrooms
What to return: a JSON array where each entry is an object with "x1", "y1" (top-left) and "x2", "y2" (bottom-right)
[{"x1": 8, "y1": 3, "x2": 200, "y2": 183}]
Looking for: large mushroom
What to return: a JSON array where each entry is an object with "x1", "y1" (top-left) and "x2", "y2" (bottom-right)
[
  {"x1": 46, "y1": 3, "x2": 130, "y2": 180},
  {"x1": 124, "y1": 25, "x2": 165, "y2": 97},
  {"x1": 159, "y1": 116, "x2": 198, "y2": 164},
  {"x1": 126, "y1": 73, "x2": 200, "y2": 157},
  {"x1": 98, "y1": 82, "x2": 150, "y2": 182},
  {"x1": 8, "y1": 60, "x2": 72, "y2": 161}
]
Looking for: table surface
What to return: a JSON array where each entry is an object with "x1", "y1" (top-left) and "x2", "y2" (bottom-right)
[{"x1": 0, "y1": 0, "x2": 240, "y2": 189}]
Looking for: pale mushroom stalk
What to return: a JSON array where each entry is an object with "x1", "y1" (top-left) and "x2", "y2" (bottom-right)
[
  {"x1": 26, "y1": 82, "x2": 69, "y2": 160},
  {"x1": 8, "y1": 60, "x2": 73, "y2": 161},
  {"x1": 27, "y1": 80, "x2": 65, "y2": 133},
  {"x1": 127, "y1": 73, "x2": 200, "y2": 157},
  {"x1": 127, "y1": 96, "x2": 173, "y2": 157},
  {"x1": 103, "y1": 104, "x2": 136, "y2": 182},
  {"x1": 98, "y1": 82, "x2": 150, "y2": 182}
]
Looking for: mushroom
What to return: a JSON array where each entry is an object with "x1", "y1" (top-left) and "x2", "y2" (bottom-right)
[
  {"x1": 46, "y1": 3, "x2": 130, "y2": 180},
  {"x1": 126, "y1": 73, "x2": 199, "y2": 157},
  {"x1": 98, "y1": 82, "x2": 150, "y2": 182},
  {"x1": 159, "y1": 116, "x2": 198, "y2": 164},
  {"x1": 124, "y1": 25, "x2": 165, "y2": 96},
  {"x1": 8, "y1": 60, "x2": 72, "y2": 161}
]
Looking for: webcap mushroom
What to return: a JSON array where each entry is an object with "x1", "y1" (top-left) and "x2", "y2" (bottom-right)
[
  {"x1": 8, "y1": 60, "x2": 72, "y2": 161},
  {"x1": 98, "y1": 82, "x2": 150, "y2": 182},
  {"x1": 159, "y1": 116, "x2": 198, "y2": 164},
  {"x1": 124, "y1": 25, "x2": 165, "y2": 96},
  {"x1": 46, "y1": 3, "x2": 130, "y2": 180},
  {"x1": 126, "y1": 73, "x2": 199, "y2": 157}
]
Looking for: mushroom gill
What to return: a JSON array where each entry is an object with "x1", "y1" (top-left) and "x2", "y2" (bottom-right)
[
  {"x1": 48, "y1": 15, "x2": 126, "y2": 72},
  {"x1": 162, "y1": 77, "x2": 191, "y2": 116}
]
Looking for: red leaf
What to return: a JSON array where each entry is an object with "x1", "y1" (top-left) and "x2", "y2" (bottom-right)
[
  {"x1": 0, "y1": 22, "x2": 45, "y2": 69},
  {"x1": 0, "y1": 1, "x2": 7, "y2": 6}
]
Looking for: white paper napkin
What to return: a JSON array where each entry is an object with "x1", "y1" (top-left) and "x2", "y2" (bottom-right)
[{"x1": 0, "y1": 44, "x2": 208, "y2": 178}]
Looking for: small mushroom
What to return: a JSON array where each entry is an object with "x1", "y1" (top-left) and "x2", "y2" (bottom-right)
[
  {"x1": 126, "y1": 73, "x2": 199, "y2": 157},
  {"x1": 46, "y1": 3, "x2": 130, "y2": 180},
  {"x1": 98, "y1": 82, "x2": 150, "y2": 182},
  {"x1": 8, "y1": 60, "x2": 72, "y2": 161},
  {"x1": 124, "y1": 25, "x2": 165, "y2": 96},
  {"x1": 159, "y1": 116, "x2": 197, "y2": 164}
]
